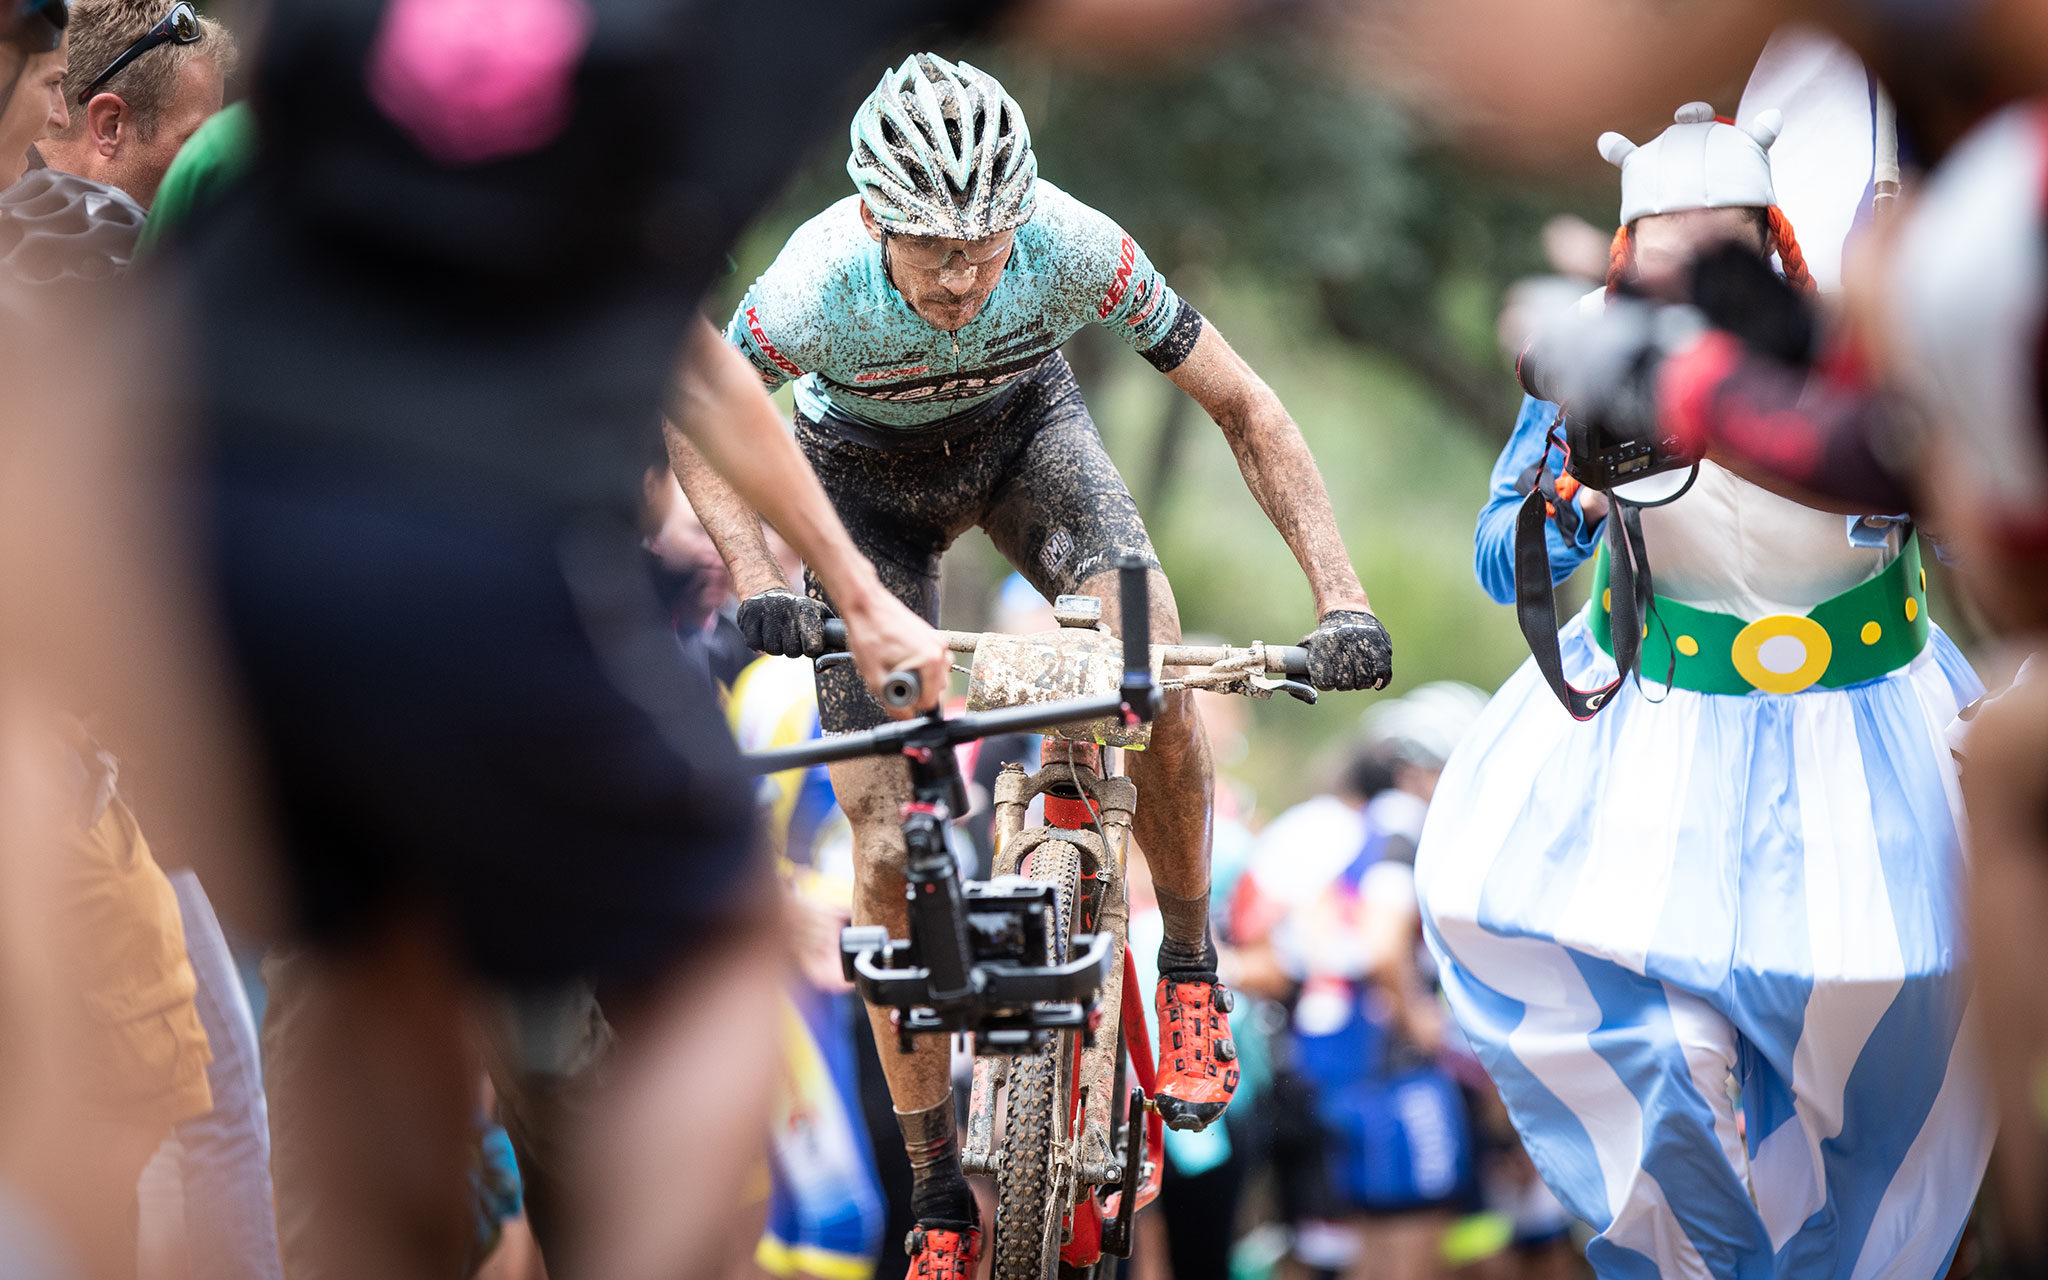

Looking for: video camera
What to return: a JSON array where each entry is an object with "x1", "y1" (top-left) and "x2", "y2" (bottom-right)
[{"x1": 1514, "y1": 297, "x2": 1700, "y2": 492}]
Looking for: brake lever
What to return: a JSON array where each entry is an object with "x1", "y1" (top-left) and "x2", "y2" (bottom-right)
[
  {"x1": 815, "y1": 651, "x2": 855, "y2": 673},
  {"x1": 1275, "y1": 679, "x2": 1317, "y2": 705},
  {"x1": 1241, "y1": 674, "x2": 1317, "y2": 705}
]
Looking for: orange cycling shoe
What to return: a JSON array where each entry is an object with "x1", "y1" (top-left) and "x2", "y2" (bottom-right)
[
  {"x1": 1153, "y1": 973, "x2": 1240, "y2": 1131},
  {"x1": 906, "y1": 1225, "x2": 980, "y2": 1278}
]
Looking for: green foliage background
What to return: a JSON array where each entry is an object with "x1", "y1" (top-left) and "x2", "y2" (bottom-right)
[{"x1": 706, "y1": 34, "x2": 1608, "y2": 817}]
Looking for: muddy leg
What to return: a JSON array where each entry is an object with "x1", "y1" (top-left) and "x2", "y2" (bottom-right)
[{"x1": 1078, "y1": 567, "x2": 1214, "y2": 967}]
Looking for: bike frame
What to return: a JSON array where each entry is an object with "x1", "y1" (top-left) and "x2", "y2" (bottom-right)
[{"x1": 961, "y1": 742, "x2": 1166, "y2": 1266}]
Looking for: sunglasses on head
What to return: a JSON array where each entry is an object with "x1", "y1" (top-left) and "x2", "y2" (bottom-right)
[
  {"x1": 77, "y1": 0, "x2": 198, "y2": 103},
  {"x1": 10, "y1": 0, "x2": 67, "y2": 55}
]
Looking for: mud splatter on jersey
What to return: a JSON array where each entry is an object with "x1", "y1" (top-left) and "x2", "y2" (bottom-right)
[{"x1": 726, "y1": 182, "x2": 1196, "y2": 430}]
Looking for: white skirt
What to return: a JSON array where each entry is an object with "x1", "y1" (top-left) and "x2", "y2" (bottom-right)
[{"x1": 1417, "y1": 613, "x2": 1990, "y2": 1280}]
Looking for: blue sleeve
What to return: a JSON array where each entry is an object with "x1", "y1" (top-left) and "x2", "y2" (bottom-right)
[{"x1": 1473, "y1": 396, "x2": 1606, "y2": 605}]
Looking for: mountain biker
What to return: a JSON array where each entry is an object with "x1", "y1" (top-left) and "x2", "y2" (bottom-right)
[{"x1": 676, "y1": 51, "x2": 1394, "y2": 1273}]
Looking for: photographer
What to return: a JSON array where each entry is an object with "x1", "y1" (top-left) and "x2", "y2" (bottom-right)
[{"x1": 1417, "y1": 103, "x2": 1989, "y2": 1276}]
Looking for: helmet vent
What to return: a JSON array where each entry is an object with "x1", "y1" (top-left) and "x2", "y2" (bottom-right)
[{"x1": 847, "y1": 52, "x2": 1039, "y2": 239}]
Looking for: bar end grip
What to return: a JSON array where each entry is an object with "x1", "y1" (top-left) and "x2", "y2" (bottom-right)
[{"x1": 881, "y1": 671, "x2": 922, "y2": 711}]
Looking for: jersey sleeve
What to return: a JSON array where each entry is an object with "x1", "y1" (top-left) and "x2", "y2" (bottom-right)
[
  {"x1": 723, "y1": 275, "x2": 808, "y2": 392},
  {"x1": 1072, "y1": 206, "x2": 1203, "y2": 372}
]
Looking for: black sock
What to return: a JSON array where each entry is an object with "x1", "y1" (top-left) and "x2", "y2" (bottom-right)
[
  {"x1": 1156, "y1": 923, "x2": 1219, "y2": 978},
  {"x1": 1154, "y1": 885, "x2": 1217, "y2": 977},
  {"x1": 910, "y1": 1163, "x2": 975, "y2": 1228},
  {"x1": 897, "y1": 1100, "x2": 976, "y2": 1226}
]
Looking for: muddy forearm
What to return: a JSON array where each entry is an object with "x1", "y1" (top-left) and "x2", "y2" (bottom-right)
[
  {"x1": 1223, "y1": 398, "x2": 1371, "y2": 615},
  {"x1": 1171, "y1": 327, "x2": 1371, "y2": 616},
  {"x1": 662, "y1": 423, "x2": 789, "y2": 598}
]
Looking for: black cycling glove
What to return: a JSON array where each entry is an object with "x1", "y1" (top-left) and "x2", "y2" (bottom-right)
[
  {"x1": 1301, "y1": 609, "x2": 1393, "y2": 692},
  {"x1": 737, "y1": 588, "x2": 834, "y2": 659}
]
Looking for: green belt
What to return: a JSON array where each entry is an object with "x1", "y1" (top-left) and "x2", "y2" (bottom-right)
[{"x1": 1587, "y1": 535, "x2": 1929, "y2": 695}]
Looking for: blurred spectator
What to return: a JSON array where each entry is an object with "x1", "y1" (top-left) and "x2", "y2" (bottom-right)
[
  {"x1": 1139, "y1": 681, "x2": 1264, "y2": 1280},
  {"x1": 0, "y1": 26, "x2": 64, "y2": 185},
  {"x1": 643, "y1": 465, "x2": 756, "y2": 687},
  {"x1": 11, "y1": 34, "x2": 282, "y2": 1277},
  {"x1": 1226, "y1": 722, "x2": 1393, "y2": 1277},
  {"x1": 45, "y1": 718, "x2": 215, "y2": 1280},
  {"x1": 174, "y1": 0, "x2": 995, "y2": 1255},
  {"x1": 729, "y1": 653, "x2": 890, "y2": 1280},
  {"x1": 1271, "y1": 684, "x2": 1485, "y2": 1280},
  {"x1": 134, "y1": 868, "x2": 282, "y2": 1280},
  {"x1": 130, "y1": 97, "x2": 246, "y2": 258},
  {"x1": 40, "y1": 0, "x2": 234, "y2": 208},
  {"x1": 1425, "y1": 101, "x2": 1987, "y2": 1278}
]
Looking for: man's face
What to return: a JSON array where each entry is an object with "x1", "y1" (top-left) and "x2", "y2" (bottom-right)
[
  {"x1": 859, "y1": 202, "x2": 1016, "y2": 332},
  {"x1": 0, "y1": 38, "x2": 67, "y2": 184},
  {"x1": 104, "y1": 53, "x2": 220, "y2": 207},
  {"x1": 1628, "y1": 205, "x2": 1768, "y2": 302}
]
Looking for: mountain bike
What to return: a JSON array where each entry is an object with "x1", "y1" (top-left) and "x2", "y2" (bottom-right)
[{"x1": 745, "y1": 561, "x2": 1321, "y2": 1278}]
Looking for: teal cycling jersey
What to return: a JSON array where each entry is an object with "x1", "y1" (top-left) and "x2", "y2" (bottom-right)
[{"x1": 726, "y1": 181, "x2": 1203, "y2": 430}]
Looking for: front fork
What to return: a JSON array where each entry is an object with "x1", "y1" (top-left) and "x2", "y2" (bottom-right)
[{"x1": 963, "y1": 746, "x2": 1157, "y2": 1255}]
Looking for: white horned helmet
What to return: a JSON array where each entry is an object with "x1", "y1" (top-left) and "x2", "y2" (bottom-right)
[
  {"x1": 1600, "y1": 102, "x2": 1784, "y2": 225},
  {"x1": 847, "y1": 53, "x2": 1038, "y2": 241}
]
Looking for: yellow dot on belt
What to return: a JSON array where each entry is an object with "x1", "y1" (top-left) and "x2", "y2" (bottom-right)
[
  {"x1": 1732, "y1": 614, "x2": 1833, "y2": 694},
  {"x1": 1675, "y1": 635, "x2": 1699, "y2": 657},
  {"x1": 1905, "y1": 597, "x2": 1920, "y2": 622},
  {"x1": 1920, "y1": 568, "x2": 1928, "y2": 592},
  {"x1": 1603, "y1": 588, "x2": 1612, "y2": 612},
  {"x1": 1641, "y1": 623, "x2": 1650, "y2": 639},
  {"x1": 1861, "y1": 621, "x2": 1882, "y2": 645}
]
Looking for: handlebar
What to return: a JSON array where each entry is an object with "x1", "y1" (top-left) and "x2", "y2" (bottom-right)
[
  {"x1": 749, "y1": 561, "x2": 1317, "y2": 776},
  {"x1": 744, "y1": 691, "x2": 1133, "y2": 775},
  {"x1": 814, "y1": 620, "x2": 1312, "y2": 681}
]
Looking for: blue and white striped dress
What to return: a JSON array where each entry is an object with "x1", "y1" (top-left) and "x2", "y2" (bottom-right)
[{"x1": 1419, "y1": 445, "x2": 1992, "y2": 1278}]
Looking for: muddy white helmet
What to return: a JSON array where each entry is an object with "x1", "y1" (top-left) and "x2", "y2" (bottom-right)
[{"x1": 847, "y1": 53, "x2": 1037, "y2": 240}]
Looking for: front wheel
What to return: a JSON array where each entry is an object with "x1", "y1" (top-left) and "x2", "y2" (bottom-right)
[{"x1": 989, "y1": 840, "x2": 1083, "y2": 1280}]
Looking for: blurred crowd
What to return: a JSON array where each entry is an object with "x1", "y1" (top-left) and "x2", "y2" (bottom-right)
[{"x1": 1, "y1": 0, "x2": 2047, "y2": 1278}]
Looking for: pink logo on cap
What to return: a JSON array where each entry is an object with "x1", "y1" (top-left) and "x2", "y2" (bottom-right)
[{"x1": 367, "y1": 0, "x2": 595, "y2": 166}]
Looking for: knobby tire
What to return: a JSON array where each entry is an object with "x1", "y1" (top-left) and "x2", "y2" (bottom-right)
[{"x1": 990, "y1": 839, "x2": 1083, "y2": 1280}]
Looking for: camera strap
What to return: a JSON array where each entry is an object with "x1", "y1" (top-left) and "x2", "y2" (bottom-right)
[{"x1": 1513, "y1": 482, "x2": 1654, "y2": 721}]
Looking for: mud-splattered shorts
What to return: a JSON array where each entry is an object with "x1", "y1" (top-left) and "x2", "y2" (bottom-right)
[{"x1": 799, "y1": 351, "x2": 1159, "y2": 733}]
